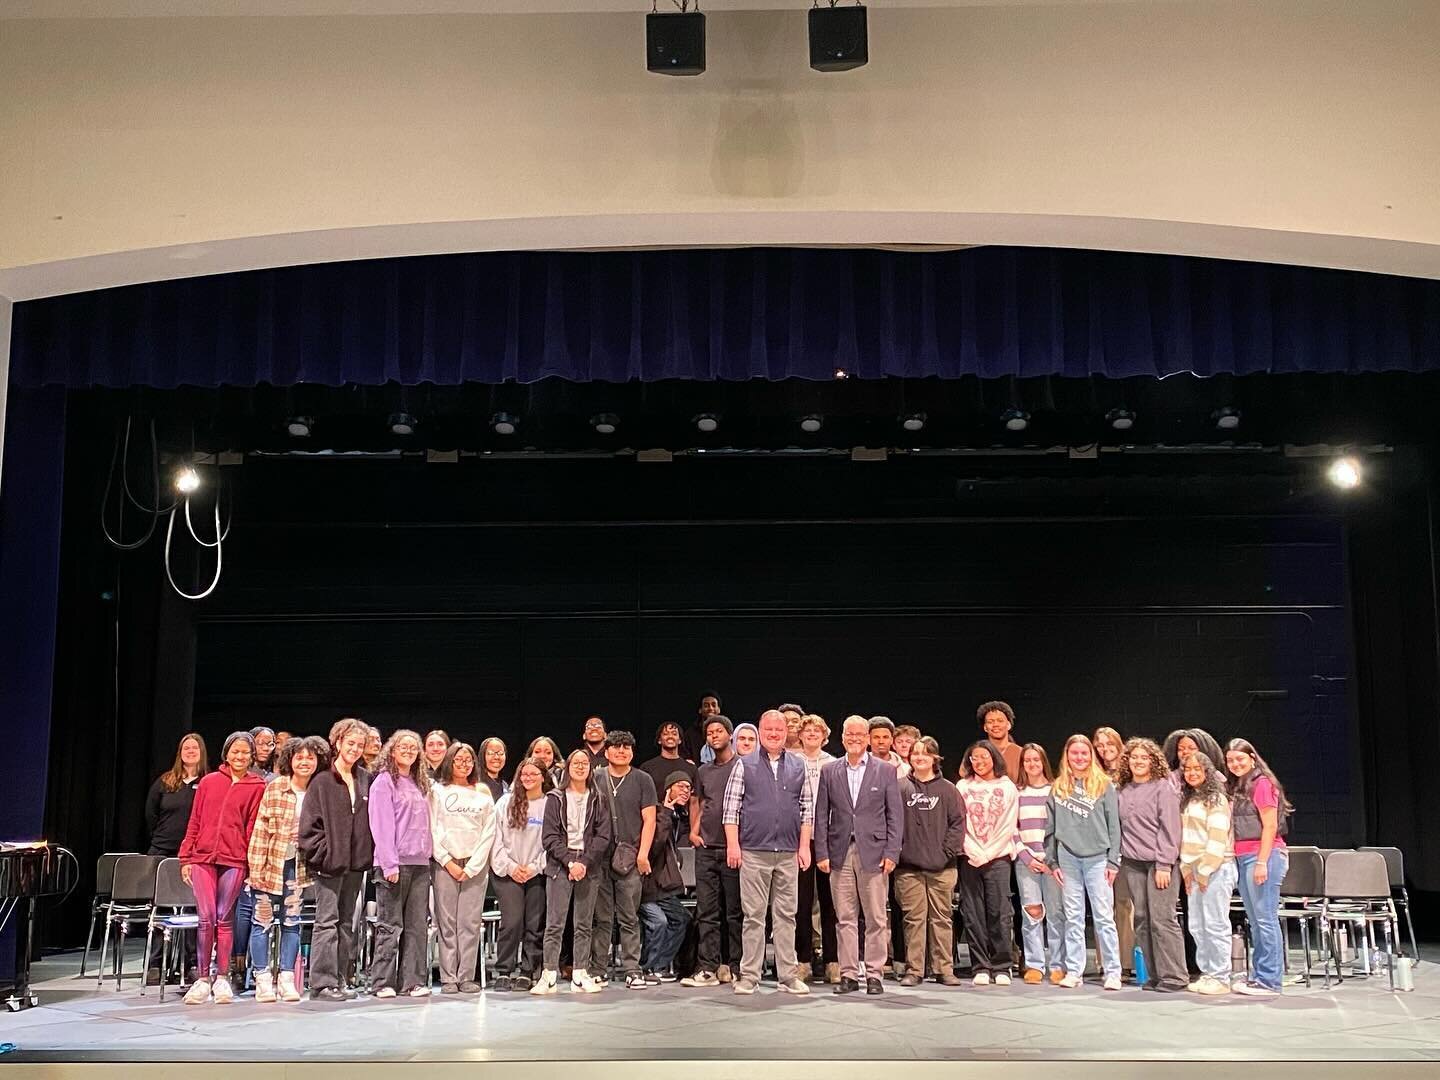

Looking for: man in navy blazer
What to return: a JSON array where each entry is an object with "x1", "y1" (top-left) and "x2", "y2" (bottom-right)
[{"x1": 814, "y1": 716, "x2": 903, "y2": 995}]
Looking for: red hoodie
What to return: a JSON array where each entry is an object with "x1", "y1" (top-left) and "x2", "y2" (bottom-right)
[{"x1": 178, "y1": 765, "x2": 266, "y2": 869}]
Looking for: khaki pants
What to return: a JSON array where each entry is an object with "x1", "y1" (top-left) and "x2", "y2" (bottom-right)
[
  {"x1": 739, "y1": 849, "x2": 799, "y2": 985},
  {"x1": 1113, "y1": 868, "x2": 1136, "y2": 970},
  {"x1": 832, "y1": 849, "x2": 890, "y2": 982},
  {"x1": 893, "y1": 866, "x2": 957, "y2": 979}
]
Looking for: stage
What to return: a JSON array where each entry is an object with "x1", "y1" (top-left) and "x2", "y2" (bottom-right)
[{"x1": 4, "y1": 946, "x2": 1437, "y2": 1071}]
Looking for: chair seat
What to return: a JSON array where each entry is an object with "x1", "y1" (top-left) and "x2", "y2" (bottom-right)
[{"x1": 156, "y1": 915, "x2": 199, "y2": 929}]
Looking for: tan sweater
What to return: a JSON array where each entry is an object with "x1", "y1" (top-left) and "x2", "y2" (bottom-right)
[{"x1": 1179, "y1": 796, "x2": 1234, "y2": 886}]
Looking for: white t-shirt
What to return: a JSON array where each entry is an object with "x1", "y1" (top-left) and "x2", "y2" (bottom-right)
[{"x1": 565, "y1": 790, "x2": 587, "y2": 849}]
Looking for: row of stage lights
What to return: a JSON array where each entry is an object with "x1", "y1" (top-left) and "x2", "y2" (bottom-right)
[
  {"x1": 278, "y1": 405, "x2": 1245, "y2": 440},
  {"x1": 648, "y1": 2, "x2": 869, "y2": 76}
]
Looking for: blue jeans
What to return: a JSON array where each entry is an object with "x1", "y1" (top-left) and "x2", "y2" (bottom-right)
[
  {"x1": 640, "y1": 893, "x2": 689, "y2": 973},
  {"x1": 1187, "y1": 859, "x2": 1237, "y2": 981},
  {"x1": 1236, "y1": 849, "x2": 1287, "y2": 990},
  {"x1": 1015, "y1": 860, "x2": 1065, "y2": 974},
  {"x1": 247, "y1": 859, "x2": 304, "y2": 975},
  {"x1": 1057, "y1": 848, "x2": 1120, "y2": 978}
]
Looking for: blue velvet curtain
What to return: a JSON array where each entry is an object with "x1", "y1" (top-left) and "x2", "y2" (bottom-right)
[{"x1": 12, "y1": 247, "x2": 1440, "y2": 389}]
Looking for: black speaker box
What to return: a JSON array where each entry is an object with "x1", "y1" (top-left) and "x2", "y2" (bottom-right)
[
  {"x1": 647, "y1": 11, "x2": 706, "y2": 76},
  {"x1": 809, "y1": 5, "x2": 868, "y2": 72}
]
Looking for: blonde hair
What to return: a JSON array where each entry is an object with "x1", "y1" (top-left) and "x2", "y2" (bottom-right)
[
  {"x1": 1054, "y1": 733, "x2": 1111, "y2": 801},
  {"x1": 799, "y1": 713, "x2": 830, "y2": 739},
  {"x1": 1090, "y1": 726, "x2": 1125, "y2": 776}
]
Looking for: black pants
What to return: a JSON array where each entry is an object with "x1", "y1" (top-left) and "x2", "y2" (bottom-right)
[
  {"x1": 959, "y1": 857, "x2": 1014, "y2": 975},
  {"x1": 694, "y1": 846, "x2": 742, "y2": 972},
  {"x1": 795, "y1": 841, "x2": 837, "y2": 966},
  {"x1": 492, "y1": 875, "x2": 546, "y2": 977}
]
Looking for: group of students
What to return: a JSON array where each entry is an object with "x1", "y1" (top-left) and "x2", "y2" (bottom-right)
[{"x1": 144, "y1": 694, "x2": 1292, "y2": 1005}]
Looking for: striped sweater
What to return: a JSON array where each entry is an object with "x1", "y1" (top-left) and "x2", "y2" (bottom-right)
[
  {"x1": 1015, "y1": 784, "x2": 1051, "y2": 867},
  {"x1": 1179, "y1": 795, "x2": 1234, "y2": 886}
]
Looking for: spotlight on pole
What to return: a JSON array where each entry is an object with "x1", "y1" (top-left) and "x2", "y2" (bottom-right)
[
  {"x1": 809, "y1": 2, "x2": 868, "y2": 72},
  {"x1": 647, "y1": 6, "x2": 705, "y2": 76},
  {"x1": 1001, "y1": 408, "x2": 1029, "y2": 433},
  {"x1": 490, "y1": 412, "x2": 519, "y2": 436},
  {"x1": 799, "y1": 414, "x2": 824, "y2": 434},
  {"x1": 388, "y1": 412, "x2": 417, "y2": 437},
  {"x1": 694, "y1": 413, "x2": 720, "y2": 433},
  {"x1": 1106, "y1": 408, "x2": 1136, "y2": 432},
  {"x1": 285, "y1": 416, "x2": 313, "y2": 438},
  {"x1": 591, "y1": 413, "x2": 621, "y2": 436},
  {"x1": 901, "y1": 412, "x2": 926, "y2": 432},
  {"x1": 1327, "y1": 456, "x2": 1362, "y2": 490},
  {"x1": 174, "y1": 465, "x2": 201, "y2": 495}
]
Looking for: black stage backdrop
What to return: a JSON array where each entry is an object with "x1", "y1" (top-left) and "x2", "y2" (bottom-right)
[{"x1": 40, "y1": 412, "x2": 1440, "y2": 946}]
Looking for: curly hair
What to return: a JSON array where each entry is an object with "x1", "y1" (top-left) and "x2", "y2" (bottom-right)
[
  {"x1": 1178, "y1": 752, "x2": 1228, "y2": 811},
  {"x1": 376, "y1": 728, "x2": 431, "y2": 796},
  {"x1": 1117, "y1": 737, "x2": 1168, "y2": 787},
  {"x1": 276, "y1": 735, "x2": 330, "y2": 777}
]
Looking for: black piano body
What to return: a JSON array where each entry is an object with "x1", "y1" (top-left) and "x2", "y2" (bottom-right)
[{"x1": 0, "y1": 842, "x2": 78, "y2": 1010}]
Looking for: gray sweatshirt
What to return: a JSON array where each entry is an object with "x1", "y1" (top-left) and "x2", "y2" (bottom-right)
[
  {"x1": 490, "y1": 793, "x2": 547, "y2": 878},
  {"x1": 1045, "y1": 781, "x2": 1122, "y2": 868},
  {"x1": 1116, "y1": 779, "x2": 1182, "y2": 865}
]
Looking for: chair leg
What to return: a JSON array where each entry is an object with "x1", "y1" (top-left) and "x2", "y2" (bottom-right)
[
  {"x1": 1299, "y1": 918, "x2": 1311, "y2": 987},
  {"x1": 1401, "y1": 890, "x2": 1419, "y2": 963},
  {"x1": 1383, "y1": 916, "x2": 1396, "y2": 991},
  {"x1": 141, "y1": 923, "x2": 155, "y2": 997},
  {"x1": 80, "y1": 905, "x2": 98, "y2": 978},
  {"x1": 96, "y1": 905, "x2": 113, "y2": 988},
  {"x1": 116, "y1": 923, "x2": 129, "y2": 992},
  {"x1": 159, "y1": 929, "x2": 169, "y2": 1004}
]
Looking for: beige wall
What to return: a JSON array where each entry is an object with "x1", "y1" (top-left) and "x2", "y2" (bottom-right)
[{"x1": 1, "y1": 0, "x2": 1438, "y2": 298}]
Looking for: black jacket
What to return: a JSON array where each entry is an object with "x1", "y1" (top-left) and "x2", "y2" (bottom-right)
[
  {"x1": 145, "y1": 775, "x2": 198, "y2": 857},
  {"x1": 541, "y1": 786, "x2": 611, "y2": 878},
  {"x1": 641, "y1": 803, "x2": 684, "y2": 902},
  {"x1": 298, "y1": 765, "x2": 375, "y2": 877}
]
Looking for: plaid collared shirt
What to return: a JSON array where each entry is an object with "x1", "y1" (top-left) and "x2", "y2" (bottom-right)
[
  {"x1": 247, "y1": 776, "x2": 311, "y2": 895},
  {"x1": 721, "y1": 749, "x2": 815, "y2": 829}
]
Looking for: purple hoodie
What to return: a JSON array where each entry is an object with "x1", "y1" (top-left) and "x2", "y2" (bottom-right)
[{"x1": 368, "y1": 771, "x2": 431, "y2": 876}]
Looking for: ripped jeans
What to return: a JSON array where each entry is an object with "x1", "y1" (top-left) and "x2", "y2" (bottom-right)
[{"x1": 247, "y1": 859, "x2": 305, "y2": 975}]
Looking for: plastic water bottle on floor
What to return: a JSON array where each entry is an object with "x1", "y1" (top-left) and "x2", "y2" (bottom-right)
[{"x1": 1132, "y1": 946, "x2": 1149, "y2": 986}]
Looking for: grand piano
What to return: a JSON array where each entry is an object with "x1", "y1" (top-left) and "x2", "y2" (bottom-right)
[{"x1": 0, "y1": 842, "x2": 78, "y2": 1011}]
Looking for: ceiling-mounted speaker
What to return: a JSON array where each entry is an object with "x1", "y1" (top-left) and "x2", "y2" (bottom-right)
[
  {"x1": 809, "y1": 4, "x2": 868, "y2": 72},
  {"x1": 647, "y1": 11, "x2": 706, "y2": 76}
]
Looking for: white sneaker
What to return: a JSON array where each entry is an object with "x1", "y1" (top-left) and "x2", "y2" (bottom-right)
[
  {"x1": 1059, "y1": 973, "x2": 1082, "y2": 988},
  {"x1": 1194, "y1": 976, "x2": 1231, "y2": 996},
  {"x1": 680, "y1": 971, "x2": 720, "y2": 987},
  {"x1": 993, "y1": 973, "x2": 1011, "y2": 986},
  {"x1": 277, "y1": 972, "x2": 301, "y2": 1002},
  {"x1": 183, "y1": 978, "x2": 212, "y2": 1005},
  {"x1": 1232, "y1": 981, "x2": 1278, "y2": 998},
  {"x1": 732, "y1": 978, "x2": 758, "y2": 995},
  {"x1": 408, "y1": 985, "x2": 431, "y2": 998},
  {"x1": 530, "y1": 970, "x2": 559, "y2": 995},
  {"x1": 971, "y1": 972, "x2": 991, "y2": 986},
  {"x1": 374, "y1": 986, "x2": 397, "y2": 999},
  {"x1": 570, "y1": 969, "x2": 602, "y2": 994},
  {"x1": 254, "y1": 972, "x2": 277, "y2": 1004},
  {"x1": 778, "y1": 977, "x2": 810, "y2": 994},
  {"x1": 211, "y1": 976, "x2": 233, "y2": 1004},
  {"x1": 1102, "y1": 974, "x2": 1122, "y2": 991}
]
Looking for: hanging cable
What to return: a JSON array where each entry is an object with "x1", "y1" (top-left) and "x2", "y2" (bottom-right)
[
  {"x1": 164, "y1": 497, "x2": 224, "y2": 601},
  {"x1": 100, "y1": 418, "x2": 163, "y2": 550},
  {"x1": 184, "y1": 469, "x2": 231, "y2": 548}
]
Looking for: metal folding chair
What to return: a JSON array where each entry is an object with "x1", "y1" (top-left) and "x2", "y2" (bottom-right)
[
  {"x1": 1360, "y1": 846, "x2": 1419, "y2": 962},
  {"x1": 1320, "y1": 849, "x2": 1399, "y2": 990},
  {"x1": 142, "y1": 858, "x2": 198, "y2": 1002},
  {"x1": 1276, "y1": 846, "x2": 1324, "y2": 986},
  {"x1": 96, "y1": 854, "x2": 164, "y2": 990},
  {"x1": 79, "y1": 852, "x2": 137, "y2": 978}
]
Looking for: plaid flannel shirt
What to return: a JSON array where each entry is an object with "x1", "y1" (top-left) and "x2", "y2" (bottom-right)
[{"x1": 247, "y1": 776, "x2": 311, "y2": 895}]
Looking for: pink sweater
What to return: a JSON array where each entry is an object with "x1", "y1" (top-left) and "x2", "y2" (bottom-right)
[{"x1": 955, "y1": 776, "x2": 1019, "y2": 866}]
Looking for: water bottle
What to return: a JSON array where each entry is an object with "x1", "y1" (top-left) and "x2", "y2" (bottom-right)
[
  {"x1": 1132, "y1": 946, "x2": 1149, "y2": 986},
  {"x1": 1230, "y1": 933, "x2": 1246, "y2": 976}
]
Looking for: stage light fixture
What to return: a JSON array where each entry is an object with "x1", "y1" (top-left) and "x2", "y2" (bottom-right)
[
  {"x1": 1107, "y1": 408, "x2": 1136, "y2": 432},
  {"x1": 1328, "y1": 456, "x2": 1362, "y2": 490},
  {"x1": 285, "y1": 416, "x2": 313, "y2": 438},
  {"x1": 490, "y1": 412, "x2": 519, "y2": 436},
  {"x1": 174, "y1": 465, "x2": 201, "y2": 495},
  {"x1": 833, "y1": 368, "x2": 850, "y2": 380},
  {"x1": 591, "y1": 413, "x2": 621, "y2": 435},
  {"x1": 1001, "y1": 408, "x2": 1029, "y2": 433},
  {"x1": 694, "y1": 413, "x2": 720, "y2": 433},
  {"x1": 1213, "y1": 407, "x2": 1242, "y2": 431},
  {"x1": 809, "y1": 2, "x2": 869, "y2": 73},
  {"x1": 901, "y1": 412, "x2": 926, "y2": 432},
  {"x1": 647, "y1": 7, "x2": 705, "y2": 76},
  {"x1": 388, "y1": 412, "x2": 417, "y2": 436},
  {"x1": 799, "y1": 414, "x2": 824, "y2": 433}
]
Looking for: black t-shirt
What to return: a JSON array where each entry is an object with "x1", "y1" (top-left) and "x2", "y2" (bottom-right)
[
  {"x1": 692, "y1": 755, "x2": 740, "y2": 847},
  {"x1": 599, "y1": 767, "x2": 658, "y2": 847},
  {"x1": 639, "y1": 754, "x2": 698, "y2": 799}
]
